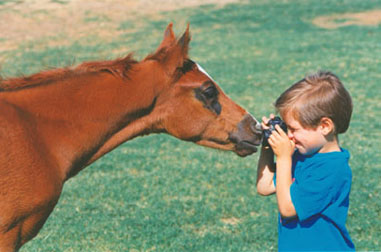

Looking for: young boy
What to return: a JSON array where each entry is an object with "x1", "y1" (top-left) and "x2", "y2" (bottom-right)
[{"x1": 256, "y1": 71, "x2": 355, "y2": 251}]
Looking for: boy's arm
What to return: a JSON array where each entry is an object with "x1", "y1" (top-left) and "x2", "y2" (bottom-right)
[
  {"x1": 256, "y1": 115, "x2": 276, "y2": 196},
  {"x1": 275, "y1": 156, "x2": 296, "y2": 218},
  {"x1": 269, "y1": 125, "x2": 296, "y2": 218},
  {"x1": 256, "y1": 146, "x2": 276, "y2": 196}
]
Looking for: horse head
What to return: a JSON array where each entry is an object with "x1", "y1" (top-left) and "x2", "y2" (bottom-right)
[
  {"x1": 143, "y1": 23, "x2": 262, "y2": 157},
  {"x1": 0, "y1": 22, "x2": 264, "y2": 251}
]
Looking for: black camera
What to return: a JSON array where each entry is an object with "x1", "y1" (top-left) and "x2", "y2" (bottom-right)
[{"x1": 262, "y1": 116, "x2": 288, "y2": 146}]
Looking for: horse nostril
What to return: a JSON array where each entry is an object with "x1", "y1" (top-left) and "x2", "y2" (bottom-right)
[{"x1": 250, "y1": 121, "x2": 263, "y2": 135}]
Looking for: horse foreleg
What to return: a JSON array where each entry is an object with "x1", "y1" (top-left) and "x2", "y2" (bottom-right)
[
  {"x1": 21, "y1": 204, "x2": 58, "y2": 247},
  {"x1": 0, "y1": 226, "x2": 22, "y2": 252},
  {"x1": 0, "y1": 199, "x2": 58, "y2": 252}
]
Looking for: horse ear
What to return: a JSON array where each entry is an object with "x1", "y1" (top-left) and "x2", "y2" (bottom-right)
[
  {"x1": 177, "y1": 23, "x2": 190, "y2": 59},
  {"x1": 145, "y1": 23, "x2": 176, "y2": 61},
  {"x1": 161, "y1": 23, "x2": 191, "y2": 74},
  {"x1": 157, "y1": 23, "x2": 176, "y2": 51}
]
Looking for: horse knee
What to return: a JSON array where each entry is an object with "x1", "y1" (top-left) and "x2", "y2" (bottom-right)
[
  {"x1": 0, "y1": 227, "x2": 22, "y2": 252},
  {"x1": 20, "y1": 210, "x2": 52, "y2": 246}
]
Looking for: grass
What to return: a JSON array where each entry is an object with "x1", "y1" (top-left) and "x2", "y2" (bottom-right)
[{"x1": 1, "y1": 0, "x2": 380, "y2": 251}]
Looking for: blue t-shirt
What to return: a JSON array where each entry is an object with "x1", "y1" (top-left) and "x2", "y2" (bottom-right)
[{"x1": 278, "y1": 148, "x2": 355, "y2": 251}]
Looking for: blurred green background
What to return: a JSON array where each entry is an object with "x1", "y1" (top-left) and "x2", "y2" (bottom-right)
[{"x1": 1, "y1": 0, "x2": 380, "y2": 251}]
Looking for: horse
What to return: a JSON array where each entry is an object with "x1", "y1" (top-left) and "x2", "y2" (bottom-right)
[{"x1": 0, "y1": 23, "x2": 262, "y2": 251}]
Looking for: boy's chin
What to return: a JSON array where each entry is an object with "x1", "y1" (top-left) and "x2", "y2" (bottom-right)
[{"x1": 297, "y1": 146, "x2": 320, "y2": 156}]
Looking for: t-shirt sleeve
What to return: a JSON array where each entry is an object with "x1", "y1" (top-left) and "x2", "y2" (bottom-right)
[{"x1": 290, "y1": 159, "x2": 340, "y2": 222}]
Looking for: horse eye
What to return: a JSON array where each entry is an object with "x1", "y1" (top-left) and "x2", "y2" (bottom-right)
[{"x1": 203, "y1": 86, "x2": 217, "y2": 99}]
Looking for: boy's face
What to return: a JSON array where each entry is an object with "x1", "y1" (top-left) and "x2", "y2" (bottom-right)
[{"x1": 282, "y1": 113, "x2": 328, "y2": 155}]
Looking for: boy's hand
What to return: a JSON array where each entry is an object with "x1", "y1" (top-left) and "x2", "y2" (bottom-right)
[
  {"x1": 268, "y1": 124, "x2": 295, "y2": 158},
  {"x1": 261, "y1": 114, "x2": 275, "y2": 130},
  {"x1": 261, "y1": 114, "x2": 275, "y2": 150}
]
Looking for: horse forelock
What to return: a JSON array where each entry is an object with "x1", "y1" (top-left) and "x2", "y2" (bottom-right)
[{"x1": 0, "y1": 54, "x2": 138, "y2": 92}]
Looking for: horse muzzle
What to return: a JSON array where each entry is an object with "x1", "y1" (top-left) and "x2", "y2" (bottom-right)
[{"x1": 229, "y1": 114, "x2": 262, "y2": 157}]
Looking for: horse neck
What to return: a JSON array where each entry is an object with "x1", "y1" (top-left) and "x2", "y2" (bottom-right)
[{"x1": 4, "y1": 66, "x2": 163, "y2": 180}]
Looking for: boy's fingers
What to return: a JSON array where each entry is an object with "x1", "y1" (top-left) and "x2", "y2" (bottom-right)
[
  {"x1": 268, "y1": 136, "x2": 274, "y2": 147},
  {"x1": 274, "y1": 124, "x2": 287, "y2": 136},
  {"x1": 269, "y1": 130, "x2": 277, "y2": 138},
  {"x1": 261, "y1": 116, "x2": 270, "y2": 129},
  {"x1": 269, "y1": 131, "x2": 281, "y2": 143},
  {"x1": 261, "y1": 123, "x2": 269, "y2": 130}
]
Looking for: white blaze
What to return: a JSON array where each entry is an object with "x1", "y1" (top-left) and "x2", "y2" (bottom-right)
[
  {"x1": 195, "y1": 62, "x2": 260, "y2": 125},
  {"x1": 196, "y1": 63, "x2": 215, "y2": 82}
]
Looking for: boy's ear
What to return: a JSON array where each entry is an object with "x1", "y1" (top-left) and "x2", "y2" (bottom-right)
[{"x1": 320, "y1": 117, "x2": 335, "y2": 135}]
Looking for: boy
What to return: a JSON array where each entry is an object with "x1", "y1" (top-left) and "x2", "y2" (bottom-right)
[{"x1": 256, "y1": 71, "x2": 355, "y2": 251}]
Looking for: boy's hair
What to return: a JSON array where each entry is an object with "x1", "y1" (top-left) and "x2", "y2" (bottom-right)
[{"x1": 275, "y1": 71, "x2": 352, "y2": 134}]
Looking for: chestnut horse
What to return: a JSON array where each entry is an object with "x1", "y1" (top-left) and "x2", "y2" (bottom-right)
[{"x1": 0, "y1": 23, "x2": 262, "y2": 251}]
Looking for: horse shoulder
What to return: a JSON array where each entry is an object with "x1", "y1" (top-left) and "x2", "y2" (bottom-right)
[
  {"x1": 0, "y1": 99, "x2": 63, "y2": 248},
  {"x1": 0, "y1": 98, "x2": 63, "y2": 204}
]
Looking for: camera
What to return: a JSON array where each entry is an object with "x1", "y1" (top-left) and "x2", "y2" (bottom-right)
[{"x1": 262, "y1": 116, "x2": 288, "y2": 146}]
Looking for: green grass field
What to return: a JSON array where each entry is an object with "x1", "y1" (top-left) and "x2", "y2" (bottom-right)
[{"x1": 1, "y1": 0, "x2": 380, "y2": 251}]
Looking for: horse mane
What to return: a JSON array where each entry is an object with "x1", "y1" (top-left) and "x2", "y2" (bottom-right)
[{"x1": 0, "y1": 54, "x2": 138, "y2": 91}]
